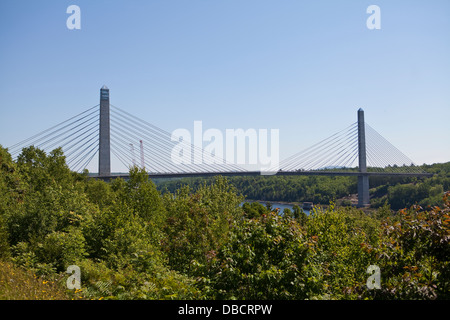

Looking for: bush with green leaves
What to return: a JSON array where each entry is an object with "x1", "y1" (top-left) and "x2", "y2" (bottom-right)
[
  {"x1": 162, "y1": 176, "x2": 244, "y2": 276},
  {"x1": 76, "y1": 258, "x2": 202, "y2": 300},
  {"x1": 305, "y1": 205, "x2": 379, "y2": 299},
  {"x1": 201, "y1": 211, "x2": 315, "y2": 299},
  {"x1": 82, "y1": 168, "x2": 167, "y2": 267},
  {"x1": 360, "y1": 192, "x2": 450, "y2": 299}
]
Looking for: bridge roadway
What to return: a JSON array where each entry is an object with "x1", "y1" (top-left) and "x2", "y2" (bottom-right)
[{"x1": 96, "y1": 170, "x2": 433, "y2": 181}]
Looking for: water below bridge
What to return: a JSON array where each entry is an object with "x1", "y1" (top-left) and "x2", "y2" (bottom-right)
[{"x1": 241, "y1": 200, "x2": 311, "y2": 216}]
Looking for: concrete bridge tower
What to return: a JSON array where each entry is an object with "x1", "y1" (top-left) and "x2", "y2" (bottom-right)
[
  {"x1": 357, "y1": 108, "x2": 370, "y2": 207},
  {"x1": 99, "y1": 85, "x2": 111, "y2": 176}
]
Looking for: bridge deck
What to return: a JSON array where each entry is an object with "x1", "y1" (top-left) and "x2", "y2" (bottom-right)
[{"x1": 96, "y1": 170, "x2": 433, "y2": 180}]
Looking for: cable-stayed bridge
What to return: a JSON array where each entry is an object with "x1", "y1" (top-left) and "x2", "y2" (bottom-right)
[{"x1": 7, "y1": 86, "x2": 432, "y2": 207}]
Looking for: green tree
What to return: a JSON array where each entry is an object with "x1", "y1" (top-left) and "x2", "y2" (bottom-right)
[
  {"x1": 387, "y1": 184, "x2": 418, "y2": 210},
  {"x1": 305, "y1": 204, "x2": 377, "y2": 299},
  {"x1": 361, "y1": 193, "x2": 450, "y2": 299},
  {"x1": 204, "y1": 211, "x2": 314, "y2": 299},
  {"x1": 0, "y1": 214, "x2": 9, "y2": 259},
  {"x1": 0, "y1": 146, "x2": 29, "y2": 258},
  {"x1": 242, "y1": 201, "x2": 268, "y2": 219},
  {"x1": 82, "y1": 169, "x2": 166, "y2": 269},
  {"x1": 84, "y1": 177, "x2": 114, "y2": 209},
  {"x1": 292, "y1": 205, "x2": 308, "y2": 226},
  {"x1": 162, "y1": 176, "x2": 244, "y2": 276}
]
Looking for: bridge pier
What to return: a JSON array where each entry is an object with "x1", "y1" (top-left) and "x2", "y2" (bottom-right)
[
  {"x1": 357, "y1": 108, "x2": 370, "y2": 207},
  {"x1": 99, "y1": 85, "x2": 111, "y2": 176},
  {"x1": 358, "y1": 175, "x2": 370, "y2": 207}
]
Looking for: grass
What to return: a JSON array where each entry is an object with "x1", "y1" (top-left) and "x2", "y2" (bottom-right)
[{"x1": 0, "y1": 260, "x2": 73, "y2": 300}]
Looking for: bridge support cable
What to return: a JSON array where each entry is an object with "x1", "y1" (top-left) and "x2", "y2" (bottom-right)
[
  {"x1": 111, "y1": 105, "x2": 218, "y2": 168},
  {"x1": 111, "y1": 123, "x2": 213, "y2": 174},
  {"x1": 110, "y1": 104, "x2": 246, "y2": 173},
  {"x1": 75, "y1": 147, "x2": 99, "y2": 173},
  {"x1": 280, "y1": 122, "x2": 357, "y2": 171},
  {"x1": 110, "y1": 118, "x2": 208, "y2": 173},
  {"x1": 8, "y1": 105, "x2": 98, "y2": 153},
  {"x1": 10, "y1": 111, "x2": 98, "y2": 155},
  {"x1": 8, "y1": 106, "x2": 99, "y2": 157},
  {"x1": 71, "y1": 142, "x2": 99, "y2": 173},
  {"x1": 280, "y1": 122, "x2": 359, "y2": 172},
  {"x1": 66, "y1": 132, "x2": 99, "y2": 168},
  {"x1": 111, "y1": 147, "x2": 132, "y2": 169},
  {"x1": 366, "y1": 124, "x2": 407, "y2": 171},
  {"x1": 280, "y1": 122, "x2": 356, "y2": 170},
  {"x1": 365, "y1": 134, "x2": 402, "y2": 173},
  {"x1": 111, "y1": 140, "x2": 141, "y2": 169},
  {"x1": 110, "y1": 115, "x2": 234, "y2": 174},
  {"x1": 43, "y1": 117, "x2": 99, "y2": 152},
  {"x1": 61, "y1": 125, "x2": 99, "y2": 159},
  {"x1": 365, "y1": 123, "x2": 424, "y2": 174},
  {"x1": 366, "y1": 145, "x2": 391, "y2": 172},
  {"x1": 279, "y1": 121, "x2": 425, "y2": 175},
  {"x1": 7, "y1": 105, "x2": 100, "y2": 172},
  {"x1": 110, "y1": 114, "x2": 204, "y2": 173},
  {"x1": 110, "y1": 124, "x2": 180, "y2": 173},
  {"x1": 43, "y1": 113, "x2": 99, "y2": 173},
  {"x1": 341, "y1": 144, "x2": 360, "y2": 169},
  {"x1": 109, "y1": 104, "x2": 246, "y2": 174},
  {"x1": 300, "y1": 127, "x2": 359, "y2": 171}
]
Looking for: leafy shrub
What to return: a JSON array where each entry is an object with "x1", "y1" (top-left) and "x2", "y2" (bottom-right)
[
  {"x1": 203, "y1": 211, "x2": 314, "y2": 299},
  {"x1": 360, "y1": 192, "x2": 450, "y2": 299},
  {"x1": 305, "y1": 205, "x2": 376, "y2": 299},
  {"x1": 162, "y1": 177, "x2": 244, "y2": 276}
]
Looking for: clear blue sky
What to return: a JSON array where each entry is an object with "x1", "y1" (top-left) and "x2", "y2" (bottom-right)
[{"x1": 1, "y1": 0, "x2": 449, "y2": 173}]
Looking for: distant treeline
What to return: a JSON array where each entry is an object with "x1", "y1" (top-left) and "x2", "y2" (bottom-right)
[{"x1": 155, "y1": 162, "x2": 450, "y2": 210}]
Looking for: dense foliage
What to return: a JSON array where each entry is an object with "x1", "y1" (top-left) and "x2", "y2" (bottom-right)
[
  {"x1": 0, "y1": 145, "x2": 448, "y2": 300},
  {"x1": 157, "y1": 175, "x2": 358, "y2": 205},
  {"x1": 157, "y1": 163, "x2": 450, "y2": 210}
]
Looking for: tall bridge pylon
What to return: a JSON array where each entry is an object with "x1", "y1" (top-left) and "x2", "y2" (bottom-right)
[
  {"x1": 357, "y1": 108, "x2": 370, "y2": 207},
  {"x1": 99, "y1": 85, "x2": 111, "y2": 176}
]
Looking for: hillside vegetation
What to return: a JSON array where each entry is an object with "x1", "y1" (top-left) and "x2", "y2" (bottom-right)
[
  {"x1": 0, "y1": 145, "x2": 449, "y2": 300},
  {"x1": 157, "y1": 162, "x2": 450, "y2": 210}
]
